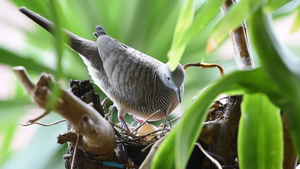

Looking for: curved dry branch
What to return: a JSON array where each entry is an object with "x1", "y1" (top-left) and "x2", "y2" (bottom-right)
[{"x1": 13, "y1": 66, "x2": 115, "y2": 157}]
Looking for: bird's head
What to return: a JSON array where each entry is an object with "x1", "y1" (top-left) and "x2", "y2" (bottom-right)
[{"x1": 159, "y1": 63, "x2": 185, "y2": 103}]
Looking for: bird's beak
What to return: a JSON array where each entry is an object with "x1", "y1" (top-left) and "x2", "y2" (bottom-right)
[{"x1": 176, "y1": 88, "x2": 182, "y2": 103}]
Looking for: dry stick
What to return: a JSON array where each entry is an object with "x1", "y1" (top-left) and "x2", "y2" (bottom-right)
[
  {"x1": 22, "y1": 119, "x2": 66, "y2": 127},
  {"x1": 137, "y1": 129, "x2": 163, "y2": 140},
  {"x1": 184, "y1": 61, "x2": 225, "y2": 77},
  {"x1": 27, "y1": 109, "x2": 51, "y2": 124},
  {"x1": 222, "y1": 0, "x2": 255, "y2": 70},
  {"x1": 109, "y1": 122, "x2": 138, "y2": 139},
  {"x1": 13, "y1": 66, "x2": 115, "y2": 157},
  {"x1": 168, "y1": 116, "x2": 181, "y2": 124},
  {"x1": 141, "y1": 142, "x2": 156, "y2": 153},
  {"x1": 161, "y1": 103, "x2": 173, "y2": 136},
  {"x1": 196, "y1": 143, "x2": 222, "y2": 169},
  {"x1": 129, "y1": 109, "x2": 161, "y2": 135},
  {"x1": 71, "y1": 133, "x2": 80, "y2": 169},
  {"x1": 101, "y1": 97, "x2": 110, "y2": 107}
]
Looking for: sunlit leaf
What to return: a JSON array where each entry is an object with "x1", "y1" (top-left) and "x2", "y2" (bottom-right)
[
  {"x1": 238, "y1": 93, "x2": 283, "y2": 169},
  {"x1": 168, "y1": 0, "x2": 194, "y2": 71},
  {"x1": 48, "y1": 0, "x2": 67, "y2": 80},
  {"x1": 265, "y1": 0, "x2": 292, "y2": 12},
  {"x1": 184, "y1": 0, "x2": 224, "y2": 44},
  {"x1": 272, "y1": 0, "x2": 300, "y2": 17},
  {"x1": 291, "y1": 9, "x2": 300, "y2": 33}
]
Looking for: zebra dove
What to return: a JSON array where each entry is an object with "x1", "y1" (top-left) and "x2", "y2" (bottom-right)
[{"x1": 19, "y1": 7, "x2": 185, "y2": 131}]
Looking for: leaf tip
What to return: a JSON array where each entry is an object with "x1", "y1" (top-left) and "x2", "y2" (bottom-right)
[
  {"x1": 206, "y1": 37, "x2": 218, "y2": 54},
  {"x1": 168, "y1": 61, "x2": 177, "y2": 72}
]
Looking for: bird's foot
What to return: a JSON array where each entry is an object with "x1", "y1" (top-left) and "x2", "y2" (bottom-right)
[
  {"x1": 118, "y1": 116, "x2": 131, "y2": 132},
  {"x1": 133, "y1": 116, "x2": 146, "y2": 124}
]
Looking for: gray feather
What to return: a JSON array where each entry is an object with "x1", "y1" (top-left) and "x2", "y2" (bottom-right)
[
  {"x1": 19, "y1": 7, "x2": 185, "y2": 129},
  {"x1": 97, "y1": 33, "x2": 164, "y2": 109}
]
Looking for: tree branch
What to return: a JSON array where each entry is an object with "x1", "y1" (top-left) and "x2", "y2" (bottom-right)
[
  {"x1": 13, "y1": 66, "x2": 115, "y2": 157},
  {"x1": 221, "y1": 0, "x2": 256, "y2": 70}
]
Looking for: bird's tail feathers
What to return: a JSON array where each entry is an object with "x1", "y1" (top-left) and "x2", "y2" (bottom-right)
[{"x1": 19, "y1": 6, "x2": 99, "y2": 58}]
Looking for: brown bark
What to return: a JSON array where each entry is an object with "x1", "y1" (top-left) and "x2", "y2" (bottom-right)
[{"x1": 13, "y1": 66, "x2": 115, "y2": 160}]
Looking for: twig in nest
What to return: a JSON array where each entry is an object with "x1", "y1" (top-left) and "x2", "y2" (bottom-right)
[
  {"x1": 137, "y1": 129, "x2": 163, "y2": 139},
  {"x1": 110, "y1": 122, "x2": 133, "y2": 135},
  {"x1": 141, "y1": 142, "x2": 156, "y2": 153},
  {"x1": 22, "y1": 119, "x2": 66, "y2": 127},
  {"x1": 159, "y1": 103, "x2": 173, "y2": 137},
  {"x1": 167, "y1": 116, "x2": 181, "y2": 125},
  {"x1": 101, "y1": 97, "x2": 110, "y2": 107},
  {"x1": 130, "y1": 109, "x2": 161, "y2": 135},
  {"x1": 195, "y1": 142, "x2": 222, "y2": 169},
  {"x1": 203, "y1": 119, "x2": 219, "y2": 125},
  {"x1": 184, "y1": 60, "x2": 225, "y2": 77}
]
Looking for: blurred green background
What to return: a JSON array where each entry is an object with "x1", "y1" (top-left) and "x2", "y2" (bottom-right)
[{"x1": 0, "y1": 0, "x2": 299, "y2": 168}]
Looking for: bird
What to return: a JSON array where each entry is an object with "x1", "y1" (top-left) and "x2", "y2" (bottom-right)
[{"x1": 19, "y1": 7, "x2": 185, "y2": 131}]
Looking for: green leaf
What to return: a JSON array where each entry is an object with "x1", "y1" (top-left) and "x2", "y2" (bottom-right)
[
  {"x1": 207, "y1": 0, "x2": 262, "y2": 53},
  {"x1": 47, "y1": 0, "x2": 67, "y2": 109},
  {"x1": 265, "y1": 0, "x2": 292, "y2": 12},
  {"x1": 284, "y1": 103, "x2": 300, "y2": 156},
  {"x1": 152, "y1": 68, "x2": 280, "y2": 169},
  {"x1": 168, "y1": 0, "x2": 194, "y2": 71},
  {"x1": 249, "y1": 7, "x2": 300, "y2": 158},
  {"x1": 184, "y1": 0, "x2": 224, "y2": 44},
  {"x1": 238, "y1": 93, "x2": 283, "y2": 169},
  {"x1": 291, "y1": 8, "x2": 300, "y2": 33},
  {"x1": 249, "y1": 8, "x2": 300, "y2": 101},
  {"x1": 48, "y1": 0, "x2": 67, "y2": 81},
  {"x1": 272, "y1": 0, "x2": 300, "y2": 17},
  {"x1": 0, "y1": 48, "x2": 55, "y2": 75}
]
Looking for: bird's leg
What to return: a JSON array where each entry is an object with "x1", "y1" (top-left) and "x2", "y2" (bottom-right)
[
  {"x1": 118, "y1": 114, "x2": 131, "y2": 131},
  {"x1": 107, "y1": 105, "x2": 116, "y2": 122},
  {"x1": 133, "y1": 116, "x2": 146, "y2": 124},
  {"x1": 109, "y1": 106, "x2": 131, "y2": 131}
]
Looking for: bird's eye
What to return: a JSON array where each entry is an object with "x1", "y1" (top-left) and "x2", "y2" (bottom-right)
[{"x1": 167, "y1": 77, "x2": 170, "y2": 80}]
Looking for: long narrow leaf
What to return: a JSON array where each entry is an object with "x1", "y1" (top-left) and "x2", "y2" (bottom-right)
[
  {"x1": 151, "y1": 68, "x2": 280, "y2": 169},
  {"x1": 238, "y1": 93, "x2": 283, "y2": 169},
  {"x1": 48, "y1": 0, "x2": 66, "y2": 81},
  {"x1": 184, "y1": 0, "x2": 224, "y2": 45},
  {"x1": 291, "y1": 8, "x2": 300, "y2": 33},
  {"x1": 0, "y1": 48, "x2": 55, "y2": 74},
  {"x1": 47, "y1": 0, "x2": 67, "y2": 109},
  {"x1": 249, "y1": 8, "x2": 300, "y2": 101},
  {"x1": 265, "y1": 0, "x2": 292, "y2": 12},
  {"x1": 249, "y1": 7, "x2": 300, "y2": 158},
  {"x1": 168, "y1": 0, "x2": 194, "y2": 71}
]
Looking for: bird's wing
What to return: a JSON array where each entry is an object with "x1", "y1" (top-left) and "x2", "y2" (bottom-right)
[{"x1": 97, "y1": 34, "x2": 163, "y2": 107}]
